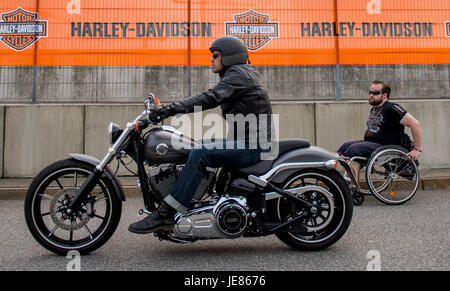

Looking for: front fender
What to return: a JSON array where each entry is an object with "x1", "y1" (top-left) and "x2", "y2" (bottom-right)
[
  {"x1": 68, "y1": 153, "x2": 126, "y2": 201},
  {"x1": 269, "y1": 146, "x2": 339, "y2": 184}
]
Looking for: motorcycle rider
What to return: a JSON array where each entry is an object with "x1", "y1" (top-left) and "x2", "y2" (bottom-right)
[{"x1": 129, "y1": 36, "x2": 274, "y2": 234}]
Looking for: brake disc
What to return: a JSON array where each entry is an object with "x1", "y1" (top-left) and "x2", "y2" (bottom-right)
[{"x1": 49, "y1": 188, "x2": 92, "y2": 231}]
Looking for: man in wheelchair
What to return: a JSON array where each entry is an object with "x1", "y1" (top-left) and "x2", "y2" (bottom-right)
[{"x1": 337, "y1": 80, "x2": 423, "y2": 183}]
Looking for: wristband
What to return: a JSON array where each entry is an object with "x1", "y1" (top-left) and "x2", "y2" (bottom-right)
[{"x1": 414, "y1": 148, "x2": 422, "y2": 152}]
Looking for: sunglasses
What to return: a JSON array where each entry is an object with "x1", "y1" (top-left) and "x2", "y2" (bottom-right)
[
  {"x1": 369, "y1": 90, "x2": 383, "y2": 96},
  {"x1": 212, "y1": 53, "x2": 221, "y2": 59}
]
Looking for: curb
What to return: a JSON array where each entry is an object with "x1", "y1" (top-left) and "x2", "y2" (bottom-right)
[{"x1": 421, "y1": 177, "x2": 450, "y2": 191}]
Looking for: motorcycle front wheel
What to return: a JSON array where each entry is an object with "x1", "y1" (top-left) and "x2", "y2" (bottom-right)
[
  {"x1": 273, "y1": 169, "x2": 353, "y2": 251},
  {"x1": 24, "y1": 158, "x2": 122, "y2": 255}
]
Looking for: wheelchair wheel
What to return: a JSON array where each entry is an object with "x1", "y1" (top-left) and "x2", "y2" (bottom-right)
[{"x1": 365, "y1": 146, "x2": 419, "y2": 205}]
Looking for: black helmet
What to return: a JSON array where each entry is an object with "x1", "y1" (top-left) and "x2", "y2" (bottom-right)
[{"x1": 209, "y1": 36, "x2": 248, "y2": 66}]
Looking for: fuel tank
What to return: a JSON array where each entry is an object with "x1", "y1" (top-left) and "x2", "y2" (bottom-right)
[{"x1": 143, "y1": 126, "x2": 200, "y2": 164}]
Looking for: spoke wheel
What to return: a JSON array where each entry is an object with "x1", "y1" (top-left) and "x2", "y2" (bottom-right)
[
  {"x1": 366, "y1": 147, "x2": 419, "y2": 205},
  {"x1": 25, "y1": 159, "x2": 122, "y2": 255},
  {"x1": 273, "y1": 169, "x2": 353, "y2": 251}
]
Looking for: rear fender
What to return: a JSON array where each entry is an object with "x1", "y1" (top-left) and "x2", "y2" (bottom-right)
[
  {"x1": 69, "y1": 153, "x2": 126, "y2": 201},
  {"x1": 269, "y1": 146, "x2": 339, "y2": 184}
]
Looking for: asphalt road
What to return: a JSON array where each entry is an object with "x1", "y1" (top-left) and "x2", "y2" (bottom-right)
[{"x1": 0, "y1": 190, "x2": 448, "y2": 271}]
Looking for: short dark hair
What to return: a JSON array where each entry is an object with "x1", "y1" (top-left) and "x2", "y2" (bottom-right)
[{"x1": 372, "y1": 80, "x2": 391, "y2": 98}]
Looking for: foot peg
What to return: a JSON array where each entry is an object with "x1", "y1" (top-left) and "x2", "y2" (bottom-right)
[{"x1": 138, "y1": 209, "x2": 152, "y2": 215}]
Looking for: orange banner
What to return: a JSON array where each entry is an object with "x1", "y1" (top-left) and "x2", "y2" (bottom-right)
[{"x1": 0, "y1": 0, "x2": 449, "y2": 66}]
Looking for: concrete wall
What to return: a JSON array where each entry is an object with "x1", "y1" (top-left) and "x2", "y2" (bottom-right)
[
  {"x1": 1, "y1": 65, "x2": 449, "y2": 103},
  {"x1": 0, "y1": 100, "x2": 448, "y2": 178},
  {"x1": 3, "y1": 105, "x2": 84, "y2": 177}
]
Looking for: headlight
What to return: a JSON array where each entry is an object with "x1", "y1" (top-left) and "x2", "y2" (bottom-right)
[{"x1": 107, "y1": 122, "x2": 123, "y2": 145}]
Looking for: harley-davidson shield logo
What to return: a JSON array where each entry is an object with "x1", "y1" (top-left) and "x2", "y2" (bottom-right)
[
  {"x1": 226, "y1": 10, "x2": 279, "y2": 51},
  {"x1": 0, "y1": 7, "x2": 48, "y2": 51}
]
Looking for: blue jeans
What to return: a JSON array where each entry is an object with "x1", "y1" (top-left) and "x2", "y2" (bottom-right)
[
  {"x1": 337, "y1": 140, "x2": 382, "y2": 159},
  {"x1": 164, "y1": 139, "x2": 262, "y2": 213}
]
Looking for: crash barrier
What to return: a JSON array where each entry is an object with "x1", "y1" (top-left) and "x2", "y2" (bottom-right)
[{"x1": 0, "y1": 100, "x2": 448, "y2": 178}]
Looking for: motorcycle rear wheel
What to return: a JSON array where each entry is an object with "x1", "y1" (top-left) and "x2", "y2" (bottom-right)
[
  {"x1": 273, "y1": 169, "x2": 353, "y2": 251},
  {"x1": 24, "y1": 158, "x2": 122, "y2": 255}
]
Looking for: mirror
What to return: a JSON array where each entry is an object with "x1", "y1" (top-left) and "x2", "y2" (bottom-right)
[{"x1": 145, "y1": 93, "x2": 160, "y2": 111}]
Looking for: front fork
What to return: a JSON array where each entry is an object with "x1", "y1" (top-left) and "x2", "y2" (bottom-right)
[{"x1": 67, "y1": 125, "x2": 134, "y2": 213}]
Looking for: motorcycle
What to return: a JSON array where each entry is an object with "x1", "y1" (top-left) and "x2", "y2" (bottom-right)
[{"x1": 24, "y1": 94, "x2": 353, "y2": 255}]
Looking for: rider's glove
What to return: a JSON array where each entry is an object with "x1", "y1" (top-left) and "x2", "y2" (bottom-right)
[{"x1": 148, "y1": 105, "x2": 176, "y2": 124}]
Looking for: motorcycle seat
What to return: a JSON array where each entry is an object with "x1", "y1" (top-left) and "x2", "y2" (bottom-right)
[{"x1": 236, "y1": 139, "x2": 311, "y2": 176}]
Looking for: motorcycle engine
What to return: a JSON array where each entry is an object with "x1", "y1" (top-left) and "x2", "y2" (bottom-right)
[
  {"x1": 216, "y1": 200, "x2": 248, "y2": 237},
  {"x1": 147, "y1": 164, "x2": 216, "y2": 200},
  {"x1": 172, "y1": 196, "x2": 249, "y2": 239}
]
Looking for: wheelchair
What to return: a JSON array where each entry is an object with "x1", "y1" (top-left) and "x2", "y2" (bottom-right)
[{"x1": 339, "y1": 145, "x2": 420, "y2": 206}]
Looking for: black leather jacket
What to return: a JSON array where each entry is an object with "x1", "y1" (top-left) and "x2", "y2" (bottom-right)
[{"x1": 170, "y1": 64, "x2": 273, "y2": 148}]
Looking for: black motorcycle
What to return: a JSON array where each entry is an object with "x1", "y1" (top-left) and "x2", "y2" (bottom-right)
[{"x1": 24, "y1": 95, "x2": 353, "y2": 255}]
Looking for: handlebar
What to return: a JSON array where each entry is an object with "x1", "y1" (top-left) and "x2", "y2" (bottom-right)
[
  {"x1": 130, "y1": 94, "x2": 165, "y2": 132},
  {"x1": 135, "y1": 118, "x2": 150, "y2": 131},
  {"x1": 134, "y1": 106, "x2": 164, "y2": 132}
]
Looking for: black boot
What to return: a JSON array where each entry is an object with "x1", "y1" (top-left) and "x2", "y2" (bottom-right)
[{"x1": 128, "y1": 202, "x2": 176, "y2": 234}]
